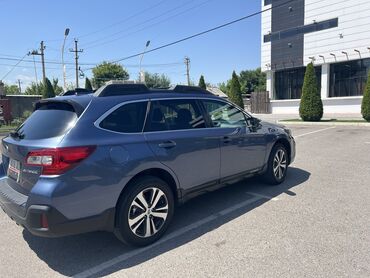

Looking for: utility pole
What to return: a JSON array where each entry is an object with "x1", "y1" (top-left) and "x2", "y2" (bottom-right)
[
  {"x1": 17, "y1": 79, "x2": 22, "y2": 94},
  {"x1": 184, "y1": 57, "x2": 190, "y2": 85},
  {"x1": 70, "y1": 39, "x2": 83, "y2": 88},
  {"x1": 40, "y1": 41, "x2": 46, "y2": 83},
  {"x1": 28, "y1": 42, "x2": 45, "y2": 85}
]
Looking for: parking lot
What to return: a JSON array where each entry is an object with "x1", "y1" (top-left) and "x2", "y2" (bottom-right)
[{"x1": 0, "y1": 125, "x2": 369, "y2": 278}]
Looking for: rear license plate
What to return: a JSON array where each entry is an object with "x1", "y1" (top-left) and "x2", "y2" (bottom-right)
[{"x1": 8, "y1": 158, "x2": 21, "y2": 182}]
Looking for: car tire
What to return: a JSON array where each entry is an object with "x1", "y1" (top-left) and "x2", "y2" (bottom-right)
[
  {"x1": 263, "y1": 143, "x2": 288, "y2": 185},
  {"x1": 114, "y1": 176, "x2": 174, "y2": 246}
]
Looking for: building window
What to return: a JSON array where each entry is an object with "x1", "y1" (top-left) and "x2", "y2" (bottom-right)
[
  {"x1": 329, "y1": 59, "x2": 369, "y2": 97},
  {"x1": 264, "y1": 0, "x2": 272, "y2": 5},
  {"x1": 264, "y1": 18, "x2": 338, "y2": 43},
  {"x1": 274, "y1": 66, "x2": 322, "y2": 100}
]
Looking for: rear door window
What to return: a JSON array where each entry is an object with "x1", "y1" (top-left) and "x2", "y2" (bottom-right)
[
  {"x1": 15, "y1": 102, "x2": 78, "y2": 140},
  {"x1": 99, "y1": 101, "x2": 148, "y2": 133},
  {"x1": 145, "y1": 99, "x2": 205, "y2": 132}
]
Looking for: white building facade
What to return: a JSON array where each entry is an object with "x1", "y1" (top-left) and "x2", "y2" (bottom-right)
[{"x1": 261, "y1": 0, "x2": 370, "y2": 114}]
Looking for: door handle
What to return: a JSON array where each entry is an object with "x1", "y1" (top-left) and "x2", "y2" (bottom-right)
[
  {"x1": 223, "y1": 136, "x2": 232, "y2": 144},
  {"x1": 158, "y1": 140, "x2": 177, "y2": 149}
]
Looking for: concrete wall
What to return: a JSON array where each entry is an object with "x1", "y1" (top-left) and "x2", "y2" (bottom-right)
[
  {"x1": 304, "y1": 0, "x2": 370, "y2": 66},
  {"x1": 271, "y1": 96, "x2": 362, "y2": 114},
  {"x1": 6, "y1": 95, "x2": 42, "y2": 119}
]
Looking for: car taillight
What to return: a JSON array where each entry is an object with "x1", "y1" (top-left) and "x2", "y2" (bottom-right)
[{"x1": 25, "y1": 146, "x2": 96, "y2": 175}]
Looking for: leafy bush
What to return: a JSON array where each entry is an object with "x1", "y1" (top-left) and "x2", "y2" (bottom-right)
[
  {"x1": 361, "y1": 71, "x2": 370, "y2": 122},
  {"x1": 228, "y1": 71, "x2": 244, "y2": 109},
  {"x1": 299, "y1": 63, "x2": 323, "y2": 121}
]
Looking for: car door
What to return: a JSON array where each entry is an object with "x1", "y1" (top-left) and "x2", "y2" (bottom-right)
[
  {"x1": 201, "y1": 99, "x2": 267, "y2": 179},
  {"x1": 144, "y1": 98, "x2": 221, "y2": 192}
]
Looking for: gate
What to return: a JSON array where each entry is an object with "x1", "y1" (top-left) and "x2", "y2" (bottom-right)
[{"x1": 250, "y1": 91, "x2": 270, "y2": 114}]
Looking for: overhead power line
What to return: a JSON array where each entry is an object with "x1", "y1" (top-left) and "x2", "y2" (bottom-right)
[
  {"x1": 82, "y1": 0, "x2": 203, "y2": 49},
  {"x1": 82, "y1": 0, "x2": 296, "y2": 70},
  {"x1": 1, "y1": 53, "x2": 27, "y2": 80}
]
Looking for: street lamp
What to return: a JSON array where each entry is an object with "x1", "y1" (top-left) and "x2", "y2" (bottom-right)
[
  {"x1": 62, "y1": 28, "x2": 70, "y2": 91},
  {"x1": 139, "y1": 40, "x2": 151, "y2": 83}
]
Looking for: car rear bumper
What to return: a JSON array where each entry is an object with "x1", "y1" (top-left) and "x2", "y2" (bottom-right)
[{"x1": 0, "y1": 177, "x2": 115, "y2": 237}]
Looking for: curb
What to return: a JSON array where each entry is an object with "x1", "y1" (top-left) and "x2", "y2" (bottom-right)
[{"x1": 277, "y1": 120, "x2": 370, "y2": 127}]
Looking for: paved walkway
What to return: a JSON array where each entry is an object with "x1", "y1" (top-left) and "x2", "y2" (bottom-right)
[{"x1": 251, "y1": 113, "x2": 363, "y2": 123}]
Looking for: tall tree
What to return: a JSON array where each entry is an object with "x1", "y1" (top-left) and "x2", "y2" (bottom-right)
[
  {"x1": 43, "y1": 78, "x2": 55, "y2": 99},
  {"x1": 85, "y1": 77, "x2": 93, "y2": 90},
  {"x1": 92, "y1": 62, "x2": 129, "y2": 88},
  {"x1": 52, "y1": 78, "x2": 63, "y2": 95},
  {"x1": 239, "y1": 67, "x2": 266, "y2": 94},
  {"x1": 228, "y1": 71, "x2": 244, "y2": 109},
  {"x1": 299, "y1": 63, "x2": 323, "y2": 121},
  {"x1": 198, "y1": 75, "x2": 206, "y2": 89},
  {"x1": 361, "y1": 71, "x2": 370, "y2": 121},
  {"x1": 4, "y1": 84, "x2": 19, "y2": 95},
  {"x1": 144, "y1": 72, "x2": 171, "y2": 88},
  {"x1": 25, "y1": 82, "x2": 43, "y2": 95}
]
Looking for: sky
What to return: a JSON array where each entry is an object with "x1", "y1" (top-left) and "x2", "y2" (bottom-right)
[{"x1": 0, "y1": 0, "x2": 262, "y2": 90}]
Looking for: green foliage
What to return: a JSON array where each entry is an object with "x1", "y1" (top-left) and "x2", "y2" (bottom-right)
[
  {"x1": 219, "y1": 80, "x2": 231, "y2": 95},
  {"x1": 239, "y1": 67, "x2": 266, "y2": 94},
  {"x1": 85, "y1": 77, "x2": 93, "y2": 90},
  {"x1": 361, "y1": 71, "x2": 370, "y2": 121},
  {"x1": 24, "y1": 82, "x2": 43, "y2": 95},
  {"x1": 144, "y1": 72, "x2": 171, "y2": 88},
  {"x1": 22, "y1": 110, "x2": 32, "y2": 119},
  {"x1": 299, "y1": 63, "x2": 323, "y2": 121},
  {"x1": 52, "y1": 78, "x2": 63, "y2": 95},
  {"x1": 92, "y1": 62, "x2": 129, "y2": 88},
  {"x1": 4, "y1": 84, "x2": 19, "y2": 95},
  {"x1": 43, "y1": 78, "x2": 55, "y2": 99},
  {"x1": 228, "y1": 71, "x2": 244, "y2": 109},
  {"x1": 219, "y1": 68, "x2": 266, "y2": 96},
  {"x1": 198, "y1": 75, "x2": 206, "y2": 89}
]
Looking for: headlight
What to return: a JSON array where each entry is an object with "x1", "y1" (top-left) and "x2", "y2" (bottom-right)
[{"x1": 284, "y1": 128, "x2": 292, "y2": 137}]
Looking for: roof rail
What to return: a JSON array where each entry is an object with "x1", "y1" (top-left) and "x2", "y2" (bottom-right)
[
  {"x1": 172, "y1": 85, "x2": 212, "y2": 94},
  {"x1": 95, "y1": 83, "x2": 149, "y2": 97}
]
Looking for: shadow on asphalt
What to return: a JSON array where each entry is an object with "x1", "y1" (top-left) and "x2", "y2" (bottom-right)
[{"x1": 23, "y1": 167, "x2": 310, "y2": 277}]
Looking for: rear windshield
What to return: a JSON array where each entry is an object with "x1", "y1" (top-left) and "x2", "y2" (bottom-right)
[{"x1": 15, "y1": 102, "x2": 78, "y2": 140}]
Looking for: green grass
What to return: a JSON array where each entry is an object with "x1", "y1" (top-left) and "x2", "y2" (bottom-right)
[{"x1": 281, "y1": 119, "x2": 368, "y2": 123}]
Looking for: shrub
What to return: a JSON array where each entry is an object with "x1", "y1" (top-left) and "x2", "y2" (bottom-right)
[
  {"x1": 228, "y1": 71, "x2": 244, "y2": 109},
  {"x1": 299, "y1": 63, "x2": 323, "y2": 121},
  {"x1": 361, "y1": 71, "x2": 370, "y2": 121},
  {"x1": 198, "y1": 75, "x2": 206, "y2": 89}
]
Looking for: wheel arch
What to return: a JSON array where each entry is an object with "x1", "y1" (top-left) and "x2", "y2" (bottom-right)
[
  {"x1": 273, "y1": 137, "x2": 292, "y2": 164},
  {"x1": 114, "y1": 167, "x2": 180, "y2": 227}
]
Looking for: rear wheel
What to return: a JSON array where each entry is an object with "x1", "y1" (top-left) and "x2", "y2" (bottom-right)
[
  {"x1": 263, "y1": 144, "x2": 288, "y2": 185},
  {"x1": 114, "y1": 176, "x2": 174, "y2": 246}
]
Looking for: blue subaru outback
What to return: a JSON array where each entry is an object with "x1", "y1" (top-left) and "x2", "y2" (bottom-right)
[{"x1": 0, "y1": 83, "x2": 295, "y2": 246}]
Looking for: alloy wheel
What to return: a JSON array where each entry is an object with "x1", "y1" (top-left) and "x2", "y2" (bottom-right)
[
  {"x1": 273, "y1": 149, "x2": 287, "y2": 180},
  {"x1": 128, "y1": 187, "x2": 169, "y2": 238}
]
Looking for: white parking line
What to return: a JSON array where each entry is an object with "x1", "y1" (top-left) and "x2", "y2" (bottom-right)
[
  {"x1": 73, "y1": 195, "x2": 261, "y2": 278},
  {"x1": 295, "y1": 126, "x2": 336, "y2": 138},
  {"x1": 246, "y1": 192, "x2": 279, "y2": 201}
]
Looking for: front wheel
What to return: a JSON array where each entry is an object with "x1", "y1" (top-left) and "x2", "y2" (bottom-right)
[
  {"x1": 263, "y1": 144, "x2": 288, "y2": 185},
  {"x1": 114, "y1": 176, "x2": 174, "y2": 246}
]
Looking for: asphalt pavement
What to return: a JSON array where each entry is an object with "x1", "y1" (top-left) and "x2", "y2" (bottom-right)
[{"x1": 0, "y1": 125, "x2": 369, "y2": 277}]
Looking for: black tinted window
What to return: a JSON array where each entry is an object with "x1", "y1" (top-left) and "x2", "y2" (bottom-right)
[
  {"x1": 16, "y1": 102, "x2": 78, "y2": 140},
  {"x1": 146, "y1": 99, "x2": 205, "y2": 132},
  {"x1": 100, "y1": 101, "x2": 147, "y2": 133}
]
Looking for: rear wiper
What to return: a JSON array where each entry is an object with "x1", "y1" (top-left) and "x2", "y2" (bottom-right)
[{"x1": 9, "y1": 131, "x2": 25, "y2": 139}]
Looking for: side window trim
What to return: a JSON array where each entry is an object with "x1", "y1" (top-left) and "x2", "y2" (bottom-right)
[{"x1": 94, "y1": 99, "x2": 149, "y2": 134}]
